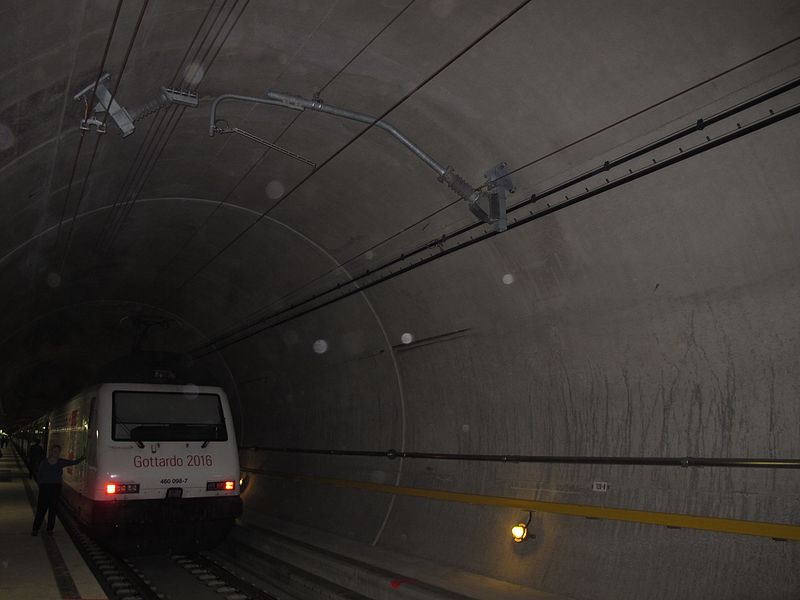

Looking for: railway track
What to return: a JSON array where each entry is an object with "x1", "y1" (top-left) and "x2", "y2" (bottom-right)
[{"x1": 58, "y1": 506, "x2": 280, "y2": 600}]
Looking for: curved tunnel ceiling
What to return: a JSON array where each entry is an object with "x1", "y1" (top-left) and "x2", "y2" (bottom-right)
[{"x1": 2, "y1": 1, "x2": 800, "y2": 598}]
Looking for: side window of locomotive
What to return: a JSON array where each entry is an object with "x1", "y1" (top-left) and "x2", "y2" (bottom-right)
[{"x1": 112, "y1": 391, "x2": 228, "y2": 442}]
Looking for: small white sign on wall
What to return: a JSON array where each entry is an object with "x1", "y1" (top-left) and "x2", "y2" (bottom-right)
[{"x1": 591, "y1": 481, "x2": 609, "y2": 492}]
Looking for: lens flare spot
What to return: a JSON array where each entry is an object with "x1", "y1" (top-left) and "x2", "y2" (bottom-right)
[
  {"x1": 400, "y1": 332, "x2": 413, "y2": 345},
  {"x1": 0, "y1": 123, "x2": 14, "y2": 151},
  {"x1": 502, "y1": 273, "x2": 514, "y2": 285},
  {"x1": 313, "y1": 339, "x2": 328, "y2": 354},
  {"x1": 46, "y1": 272, "x2": 61, "y2": 288},
  {"x1": 265, "y1": 180, "x2": 285, "y2": 199},
  {"x1": 183, "y1": 62, "x2": 205, "y2": 86}
]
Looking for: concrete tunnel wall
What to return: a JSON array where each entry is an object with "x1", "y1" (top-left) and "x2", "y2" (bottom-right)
[
  {"x1": 219, "y1": 120, "x2": 800, "y2": 599},
  {"x1": 2, "y1": 1, "x2": 800, "y2": 599}
]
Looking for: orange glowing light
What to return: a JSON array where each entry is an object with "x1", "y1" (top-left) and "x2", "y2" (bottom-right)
[
  {"x1": 106, "y1": 484, "x2": 117, "y2": 494},
  {"x1": 224, "y1": 481, "x2": 235, "y2": 490}
]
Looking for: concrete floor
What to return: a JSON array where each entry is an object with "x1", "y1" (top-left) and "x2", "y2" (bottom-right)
[{"x1": 0, "y1": 449, "x2": 106, "y2": 600}]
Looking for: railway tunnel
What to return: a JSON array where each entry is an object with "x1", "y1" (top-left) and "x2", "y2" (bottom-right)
[{"x1": 1, "y1": 1, "x2": 799, "y2": 599}]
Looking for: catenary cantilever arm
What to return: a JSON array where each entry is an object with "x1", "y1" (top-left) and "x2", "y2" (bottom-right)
[
  {"x1": 264, "y1": 91, "x2": 448, "y2": 177},
  {"x1": 209, "y1": 94, "x2": 298, "y2": 136},
  {"x1": 209, "y1": 90, "x2": 504, "y2": 227}
]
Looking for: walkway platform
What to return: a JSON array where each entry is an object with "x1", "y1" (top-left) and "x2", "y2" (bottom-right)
[{"x1": 0, "y1": 447, "x2": 106, "y2": 600}]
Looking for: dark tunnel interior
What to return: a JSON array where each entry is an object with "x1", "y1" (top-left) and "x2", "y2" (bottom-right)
[{"x1": 1, "y1": 2, "x2": 799, "y2": 599}]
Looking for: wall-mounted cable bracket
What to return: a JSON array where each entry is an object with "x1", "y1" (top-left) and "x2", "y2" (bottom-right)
[
  {"x1": 481, "y1": 162, "x2": 512, "y2": 232},
  {"x1": 74, "y1": 73, "x2": 133, "y2": 136},
  {"x1": 74, "y1": 73, "x2": 199, "y2": 137}
]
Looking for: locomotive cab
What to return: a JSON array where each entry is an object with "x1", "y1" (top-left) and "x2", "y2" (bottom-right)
[{"x1": 53, "y1": 380, "x2": 242, "y2": 552}]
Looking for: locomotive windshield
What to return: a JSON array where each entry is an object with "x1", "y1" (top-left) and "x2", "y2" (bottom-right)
[{"x1": 112, "y1": 391, "x2": 228, "y2": 442}]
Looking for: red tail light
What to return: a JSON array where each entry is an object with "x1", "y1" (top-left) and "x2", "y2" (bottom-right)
[
  {"x1": 206, "y1": 480, "x2": 236, "y2": 491},
  {"x1": 105, "y1": 483, "x2": 139, "y2": 494}
]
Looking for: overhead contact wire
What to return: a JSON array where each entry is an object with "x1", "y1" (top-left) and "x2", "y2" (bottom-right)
[
  {"x1": 97, "y1": 0, "x2": 229, "y2": 250},
  {"x1": 101, "y1": 0, "x2": 249, "y2": 250},
  {"x1": 96, "y1": 0, "x2": 231, "y2": 250},
  {"x1": 111, "y1": 0, "x2": 250, "y2": 236},
  {"x1": 94, "y1": 0, "x2": 221, "y2": 251},
  {"x1": 60, "y1": 0, "x2": 150, "y2": 270},
  {"x1": 224, "y1": 197, "x2": 462, "y2": 339},
  {"x1": 54, "y1": 0, "x2": 124, "y2": 249}
]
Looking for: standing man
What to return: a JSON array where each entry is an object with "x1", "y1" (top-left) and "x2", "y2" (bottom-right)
[
  {"x1": 27, "y1": 439, "x2": 44, "y2": 480},
  {"x1": 31, "y1": 444, "x2": 84, "y2": 536}
]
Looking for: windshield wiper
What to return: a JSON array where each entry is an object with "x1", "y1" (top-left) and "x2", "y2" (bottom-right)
[{"x1": 118, "y1": 422, "x2": 145, "y2": 448}]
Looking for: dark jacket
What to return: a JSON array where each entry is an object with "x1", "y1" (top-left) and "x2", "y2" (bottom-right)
[{"x1": 36, "y1": 457, "x2": 84, "y2": 485}]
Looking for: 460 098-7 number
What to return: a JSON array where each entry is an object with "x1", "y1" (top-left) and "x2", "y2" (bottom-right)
[{"x1": 160, "y1": 478, "x2": 188, "y2": 484}]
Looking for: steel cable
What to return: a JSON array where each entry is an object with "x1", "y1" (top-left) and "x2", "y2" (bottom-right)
[
  {"x1": 93, "y1": 0, "x2": 222, "y2": 252},
  {"x1": 95, "y1": 0, "x2": 233, "y2": 251},
  {"x1": 59, "y1": 0, "x2": 150, "y2": 271},
  {"x1": 99, "y1": 0, "x2": 249, "y2": 251},
  {"x1": 53, "y1": 0, "x2": 124, "y2": 250}
]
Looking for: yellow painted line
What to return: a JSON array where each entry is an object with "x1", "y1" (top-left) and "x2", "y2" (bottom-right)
[{"x1": 243, "y1": 467, "x2": 800, "y2": 540}]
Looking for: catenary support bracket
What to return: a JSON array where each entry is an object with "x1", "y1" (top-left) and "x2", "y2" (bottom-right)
[{"x1": 74, "y1": 73, "x2": 199, "y2": 137}]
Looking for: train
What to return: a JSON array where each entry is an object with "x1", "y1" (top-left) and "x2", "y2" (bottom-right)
[{"x1": 14, "y1": 353, "x2": 242, "y2": 552}]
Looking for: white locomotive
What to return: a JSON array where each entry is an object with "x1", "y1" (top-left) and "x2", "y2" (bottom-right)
[{"x1": 34, "y1": 362, "x2": 242, "y2": 550}]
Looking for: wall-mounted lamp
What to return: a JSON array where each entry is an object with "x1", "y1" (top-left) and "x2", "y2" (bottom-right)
[{"x1": 512, "y1": 511, "x2": 534, "y2": 543}]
